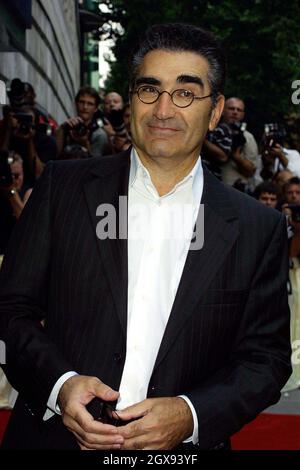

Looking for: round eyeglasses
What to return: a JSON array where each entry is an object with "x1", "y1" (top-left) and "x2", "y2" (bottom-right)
[{"x1": 133, "y1": 85, "x2": 213, "y2": 108}]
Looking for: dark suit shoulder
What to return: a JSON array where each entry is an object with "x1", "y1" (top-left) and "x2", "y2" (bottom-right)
[
  {"x1": 226, "y1": 183, "x2": 282, "y2": 224},
  {"x1": 203, "y1": 168, "x2": 283, "y2": 229},
  {"x1": 48, "y1": 150, "x2": 130, "y2": 182}
]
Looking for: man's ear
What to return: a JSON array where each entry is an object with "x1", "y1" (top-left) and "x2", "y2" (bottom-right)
[{"x1": 208, "y1": 94, "x2": 225, "y2": 131}]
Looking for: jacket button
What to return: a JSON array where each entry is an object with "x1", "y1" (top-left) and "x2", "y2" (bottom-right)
[{"x1": 114, "y1": 353, "x2": 122, "y2": 363}]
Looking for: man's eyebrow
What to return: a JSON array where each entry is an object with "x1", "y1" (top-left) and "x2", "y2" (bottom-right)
[
  {"x1": 177, "y1": 75, "x2": 204, "y2": 88},
  {"x1": 135, "y1": 75, "x2": 204, "y2": 88},
  {"x1": 135, "y1": 76, "x2": 161, "y2": 87}
]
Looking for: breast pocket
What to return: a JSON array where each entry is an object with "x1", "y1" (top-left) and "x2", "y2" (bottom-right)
[{"x1": 200, "y1": 289, "x2": 249, "y2": 305}]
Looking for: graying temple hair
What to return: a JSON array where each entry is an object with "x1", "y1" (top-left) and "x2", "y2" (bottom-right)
[{"x1": 129, "y1": 23, "x2": 226, "y2": 106}]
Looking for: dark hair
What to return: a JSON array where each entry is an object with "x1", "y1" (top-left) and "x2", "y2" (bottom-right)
[
  {"x1": 253, "y1": 181, "x2": 281, "y2": 199},
  {"x1": 283, "y1": 176, "x2": 300, "y2": 193},
  {"x1": 75, "y1": 87, "x2": 100, "y2": 107},
  {"x1": 129, "y1": 23, "x2": 226, "y2": 104}
]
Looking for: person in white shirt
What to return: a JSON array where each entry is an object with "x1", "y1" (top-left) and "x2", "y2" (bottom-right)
[{"x1": 0, "y1": 23, "x2": 291, "y2": 451}]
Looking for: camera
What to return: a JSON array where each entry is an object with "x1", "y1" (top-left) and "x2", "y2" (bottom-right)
[
  {"x1": 65, "y1": 116, "x2": 104, "y2": 139},
  {"x1": 106, "y1": 109, "x2": 124, "y2": 129},
  {"x1": 13, "y1": 112, "x2": 34, "y2": 135},
  {"x1": 0, "y1": 150, "x2": 13, "y2": 187},
  {"x1": 86, "y1": 398, "x2": 119, "y2": 425},
  {"x1": 263, "y1": 123, "x2": 286, "y2": 150},
  {"x1": 287, "y1": 204, "x2": 300, "y2": 223},
  {"x1": 72, "y1": 122, "x2": 88, "y2": 137},
  {"x1": 35, "y1": 122, "x2": 52, "y2": 136},
  {"x1": 64, "y1": 121, "x2": 88, "y2": 137},
  {"x1": 229, "y1": 122, "x2": 247, "y2": 152}
]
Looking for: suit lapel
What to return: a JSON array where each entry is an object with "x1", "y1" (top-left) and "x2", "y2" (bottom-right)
[
  {"x1": 154, "y1": 167, "x2": 240, "y2": 370},
  {"x1": 84, "y1": 154, "x2": 239, "y2": 362},
  {"x1": 83, "y1": 151, "x2": 130, "y2": 335}
]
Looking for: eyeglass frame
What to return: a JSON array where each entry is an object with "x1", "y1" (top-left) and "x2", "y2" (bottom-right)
[{"x1": 131, "y1": 85, "x2": 214, "y2": 108}]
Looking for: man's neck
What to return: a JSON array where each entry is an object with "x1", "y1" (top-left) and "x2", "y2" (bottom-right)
[{"x1": 135, "y1": 151, "x2": 200, "y2": 196}]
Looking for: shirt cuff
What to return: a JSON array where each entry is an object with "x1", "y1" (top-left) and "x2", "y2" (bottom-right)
[
  {"x1": 178, "y1": 395, "x2": 199, "y2": 445},
  {"x1": 43, "y1": 371, "x2": 78, "y2": 421}
]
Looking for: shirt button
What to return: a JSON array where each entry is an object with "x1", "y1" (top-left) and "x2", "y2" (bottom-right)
[{"x1": 114, "y1": 353, "x2": 122, "y2": 363}]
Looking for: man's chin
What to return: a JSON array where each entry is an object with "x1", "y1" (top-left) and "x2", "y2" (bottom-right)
[{"x1": 142, "y1": 140, "x2": 178, "y2": 157}]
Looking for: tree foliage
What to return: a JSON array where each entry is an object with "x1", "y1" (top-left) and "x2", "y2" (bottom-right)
[{"x1": 99, "y1": 0, "x2": 300, "y2": 137}]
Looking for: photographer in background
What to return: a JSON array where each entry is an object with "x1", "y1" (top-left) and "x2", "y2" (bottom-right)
[
  {"x1": 220, "y1": 97, "x2": 259, "y2": 191},
  {"x1": 282, "y1": 177, "x2": 300, "y2": 252},
  {"x1": 110, "y1": 103, "x2": 132, "y2": 153},
  {"x1": 102, "y1": 92, "x2": 130, "y2": 150},
  {"x1": 281, "y1": 177, "x2": 300, "y2": 391},
  {"x1": 202, "y1": 122, "x2": 230, "y2": 179},
  {"x1": 0, "y1": 105, "x2": 56, "y2": 186},
  {"x1": 56, "y1": 87, "x2": 110, "y2": 159},
  {"x1": 7, "y1": 78, "x2": 57, "y2": 135},
  {"x1": 259, "y1": 124, "x2": 300, "y2": 181},
  {"x1": 0, "y1": 150, "x2": 32, "y2": 255}
]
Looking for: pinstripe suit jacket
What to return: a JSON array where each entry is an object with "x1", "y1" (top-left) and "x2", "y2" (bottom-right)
[{"x1": 0, "y1": 150, "x2": 291, "y2": 449}]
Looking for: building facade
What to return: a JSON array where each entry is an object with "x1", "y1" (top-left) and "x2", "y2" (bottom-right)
[{"x1": 0, "y1": 0, "x2": 81, "y2": 123}]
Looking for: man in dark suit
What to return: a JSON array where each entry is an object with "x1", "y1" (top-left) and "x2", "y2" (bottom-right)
[{"x1": 0, "y1": 23, "x2": 291, "y2": 450}]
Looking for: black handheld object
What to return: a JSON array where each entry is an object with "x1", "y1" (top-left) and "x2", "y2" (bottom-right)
[
  {"x1": 13, "y1": 112, "x2": 34, "y2": 135},
  {"x1": 229, "y1": 122, "x2": 247, "y2": 152},
  {"x1": 86, "y1": 398, "x2": 119, "y2": 425},
  {"x1": 107, "y1": 109, "x2": 124, "y2": 128},
  {"x1": 263, "y1": 123, "x2": 286, "y2": 150},
  {"x1": 287, "y1": 204, "x2": 300, "y2": 223}
]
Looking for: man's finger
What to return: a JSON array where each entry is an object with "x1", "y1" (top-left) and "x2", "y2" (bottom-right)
[
  {"x1": 117, "y1": 415, "x2": 146, "y2": 440},
  {"x1": 72, "y1": 430, "x2": 123, "y2": 450},
  {"x1": 93, "y1": 381, "x2": 119, "y2": 402},
  {"x1": 65, "y1": 404, "x2": 120, "y2": 435},
  {"x1": 117, "y1": 400, "x2": 149, "y2": 421},
  {"x1": 65, "y1": 416, "x2": 124, "y2": 446}
]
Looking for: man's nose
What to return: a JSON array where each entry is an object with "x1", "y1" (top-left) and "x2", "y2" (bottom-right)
[{"x1": 153, "y1": 92, "x2": 176, "y2": 119}]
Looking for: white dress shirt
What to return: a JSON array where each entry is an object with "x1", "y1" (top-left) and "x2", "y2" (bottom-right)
[{"x1": 47, "y1": 148, "x2": 204, "y2": 444}]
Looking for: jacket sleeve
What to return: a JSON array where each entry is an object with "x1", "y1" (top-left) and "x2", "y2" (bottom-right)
[
  {"x1": 0, "y1": 162, "x2": 74, "y2": 418},
  {"x1": 187, "y1": 214, "x2": 292, "y2": 449}
]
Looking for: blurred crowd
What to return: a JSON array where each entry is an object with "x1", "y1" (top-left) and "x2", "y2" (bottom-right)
[
  {"x1": 0, "y1": 78, "x2": 300, "y2": 403},
  {"x1": 0, "y1": 79, "x2": 132, "y2": 255}
]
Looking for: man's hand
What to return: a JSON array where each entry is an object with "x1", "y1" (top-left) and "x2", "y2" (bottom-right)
[
  {"x1": 64, "y1": 117, "x2": 84, "y2": 129},
  {"x1": 116, "y1": 397, "x2": 193, "y2": 450},
  {"x1": 282, "y1": 203, "x2": 292, "y2": 218},
  {"x1": 266, "y1": 144, "x2": 288, "y2": 167},
  {"x1": 58, "y1": 375, "x2": 125, "y2": 450},
  {"x1": 3, "y1": 111, "x2": 18, "y2": 132},
  {"x1": 63, "y1": 117, "x2": 90, "y2": 145}
]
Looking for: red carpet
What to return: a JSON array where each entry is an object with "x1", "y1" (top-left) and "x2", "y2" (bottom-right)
[
  {"x1": 0, "y1": 410, "x2": 11, "y2": 444},
  {"x1": 232, "y1": 413, "x2": 300, "y2": 450},
  {"x1": 1, "y1": 410, "x2": 300, "y2": 449}
]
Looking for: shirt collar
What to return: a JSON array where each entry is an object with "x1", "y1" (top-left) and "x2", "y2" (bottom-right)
[{"x1": 129, "y1": 147, "x2": 203, "y2": 201}]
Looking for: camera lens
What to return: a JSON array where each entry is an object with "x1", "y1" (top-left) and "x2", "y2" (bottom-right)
[{"x1": 74, "y1": 122, "x2": 87, "y2": 137}]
